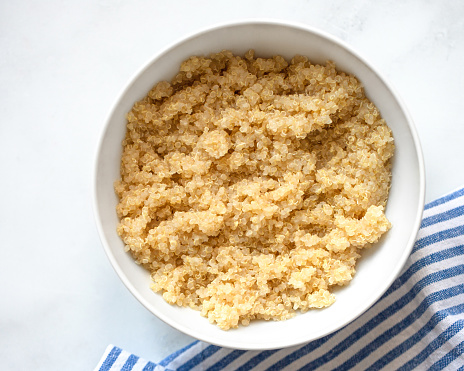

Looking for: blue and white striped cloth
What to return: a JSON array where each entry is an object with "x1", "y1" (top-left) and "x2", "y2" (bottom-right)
[{"x1": 96, "y1": 187, "x2": 464, "y2": 370}]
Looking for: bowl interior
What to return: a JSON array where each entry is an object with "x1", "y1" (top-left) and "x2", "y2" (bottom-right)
[{"x1": 95, "y1": 21, "x2": 424, "y2": 349}]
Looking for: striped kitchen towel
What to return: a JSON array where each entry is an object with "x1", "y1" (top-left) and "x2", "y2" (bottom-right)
[{"x1": 95, "y1": 187, "x2": 464, "y2": 370}]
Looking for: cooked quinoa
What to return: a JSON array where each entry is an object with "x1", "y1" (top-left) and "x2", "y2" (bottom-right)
[{"x1": 115, "y1": 50, "x2": 394, "y2": 330}]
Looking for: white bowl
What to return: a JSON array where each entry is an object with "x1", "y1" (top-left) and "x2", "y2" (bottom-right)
[{"x1": 94, "y1": 20, "x2": 425, "y2": 350}]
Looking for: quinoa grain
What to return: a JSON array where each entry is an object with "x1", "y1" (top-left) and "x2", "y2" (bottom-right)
[{"x1": 115, "y1": 50, "x2": 394, "y2": 330}]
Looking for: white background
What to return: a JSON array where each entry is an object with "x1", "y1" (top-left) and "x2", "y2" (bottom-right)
[{"x1": 1, "y1": 1, "x2": 464, "y2": 369}]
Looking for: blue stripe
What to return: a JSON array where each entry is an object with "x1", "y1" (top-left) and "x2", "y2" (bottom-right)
[
  {"x1": 121, "y1": 354, "x2": 139, "y2": 371},
  {"x1": 205, "y1": 349, "x2": 247, "y2": 371},
  {"x1": 99, "y1": 346, "x2": 122, "y2": 371},
  {"x1": 264, "y1": 332, "x2": 340, "y2": 371},
  {"x1": 369, "y1": 303, "x2": 464, "y2": 370},
  {"x1": 236, "y1": 349, "x2": 282, "y2": 371},
  {"x1": 141, "y1": 362, "x2": 156, "y2": 371},
  {"x1": 291, "y1": 265, "x2": 464, "y2": 370},
  {"x1": 177, "y1": 345, "x2": 221, "y2": 371},
  {"x1": 424, "y1": 188, "x2": 464, "y2": 210},
  {"x1": 412, "y1": 225, "x2": 464, "y2": 253},
  {"x1": 421, "y1": 205, "x2": 464, "y2": 228},
  {"x1": 384, "y1": 244, "x2": 464, "y2": 299},
  {"x1": 429, "y1": 338, "x2": 464, "y2": 371},
  {"x1": 335, "y1": 291, "x2": 464, "y2": 371},
  {"x1": 400, "y1": 321, "x2": 464, "y2": 371},
  {"x1": 268, "y1": 331, "x2": 345, "y2": 371},
  {"x1": 159, "y1": 340, "x2": 199, "y2": 367}
]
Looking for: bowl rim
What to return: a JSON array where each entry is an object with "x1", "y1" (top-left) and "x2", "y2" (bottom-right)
[{"x1": 93, "y1": 18, "x2": 426, "y2": 350}]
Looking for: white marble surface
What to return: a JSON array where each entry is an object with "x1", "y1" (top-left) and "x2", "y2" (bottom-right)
[{"x1": 1, "y1": 1, "x2": 464, "y2": 370}]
